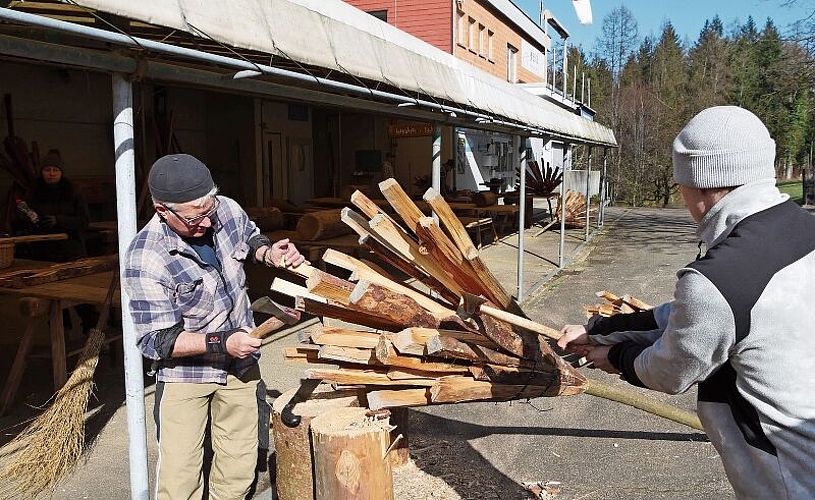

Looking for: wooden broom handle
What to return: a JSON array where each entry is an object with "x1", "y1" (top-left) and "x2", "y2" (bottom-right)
[{"x1": 479, "y1": 304, "x2": 563, "y2": 341}]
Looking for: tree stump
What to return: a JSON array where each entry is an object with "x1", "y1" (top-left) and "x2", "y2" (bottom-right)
[
  {"x1": 272, "y1": 388, "x2": 360, "y2": 500},
  {"x1": 387, "y1": 407, "x2": 410, "y2": 468},
  {"x1": 311, "y1": 407, "x2": 395, "y2": 500}
]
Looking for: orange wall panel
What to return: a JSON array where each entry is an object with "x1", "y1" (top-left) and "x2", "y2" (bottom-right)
[{"x1": 344, "y1": 0, "x2": 452, "y2": 52}]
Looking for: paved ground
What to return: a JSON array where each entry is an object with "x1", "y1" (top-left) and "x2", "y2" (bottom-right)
[{"x1": 0, "y1": 206, "x2": 734, "y2": 499}]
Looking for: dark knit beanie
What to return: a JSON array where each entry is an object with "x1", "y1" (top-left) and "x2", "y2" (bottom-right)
[
  {"x1": 673, "y1": 106, "x2": 776, "y2": 189},
  {"x1": 148, "y1": 154, "x2": 214, "y2": 203},
  {"x1": 40, "y1": 149, "x2": 64, "y2": 171}
]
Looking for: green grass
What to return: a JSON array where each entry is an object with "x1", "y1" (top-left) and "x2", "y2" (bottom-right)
[{"x1": 777, "y1": 179, "x2": 804, "y2": 205}]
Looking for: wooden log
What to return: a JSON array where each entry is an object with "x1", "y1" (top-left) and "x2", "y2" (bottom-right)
[
  {"x1": 348, "y1": 280, "x2": 439, "y2": 329},
  {"x1": 374, "y1": 338, "x2": 470, "y2": 373},
  {"x1": 471, "y1": 191, "x2": 498, "y2": 207},
  {"x1": 387, "y1": 407, "x2": 410, "y2": 468},
  {"x1": 0, "y1": 255, "x2": 118, "y2": 289},
  {"x1": 295, "y1": 297, "x2": 402, "y2": 332},
  {"x1": 429, "y1": 376, "x2": 585, "y2": 403},
  {"x1": 296, "y1": 209, "x2": 354, "y2": 241},
  {"x1": 311, "y1": 407, "x2": 395, "y2": 500},
  {"x1": 425, "y1": 334, "x2": 531, "y2": 368},
  {"x1": 245, "y1": 206, "x2": 284, "y2": 231},
  {"x1": 367, "y1": 388, "x2": 430, "y2": 410},
  {"x1": 272, "y1": 387, "x2": 360, "y2": 500}
]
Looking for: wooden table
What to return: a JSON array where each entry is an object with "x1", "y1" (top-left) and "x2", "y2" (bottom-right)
[{"x1": 0, "y1": 270, "x2": 119, "y2": 415}]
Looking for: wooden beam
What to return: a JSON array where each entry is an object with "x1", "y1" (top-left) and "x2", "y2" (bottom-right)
[
  {"x1": 317, "y1": 345, "x2": 379, "y2": 365},
  {"x1": 391, "y1": 327, "x2": 499, "y2": 356},
  {"x1": 310, "y1": 326, "x2": 383, "y2": 349},
  {"x1": 295, "y1": 296, "x2": 402, "y2": 332},
  {"x1": 348, "y1": 280, "x2": 440, "y2": 329},
  {"x1": 429, "y1": 377, "x2": 585, "y2": 403},
  {"x1": 374, "y1": 338, "x2": 470, "y2": 373},
  {"x1": 377, "y1": 178, "x2": 428, "y2": 236},
  {"x1": 425, "y1": 334, "x2": 530, "y2": 368},
  {"x1": 306, "y1": 268, "x2": 356, "y2": 305},
  {"x1": 367, "y1": 388, "x2": 431, "y2": 410},
  {"x1": 306, "y1": 367, "x2": 436, "y2": 386}
]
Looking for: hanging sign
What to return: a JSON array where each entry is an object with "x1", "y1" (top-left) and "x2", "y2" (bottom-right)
[{"x1": 387, "y1": 122, "x2": 434, "y2": 138}]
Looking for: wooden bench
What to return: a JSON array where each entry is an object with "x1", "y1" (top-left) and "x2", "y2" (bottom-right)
[{"x1": 459, "y1": 217, "x2": 498, "y2": 249}]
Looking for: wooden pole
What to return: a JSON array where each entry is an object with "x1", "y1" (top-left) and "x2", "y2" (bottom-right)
[{"x1": 311, "y1": 407, "x2": 395, "y2": 500}]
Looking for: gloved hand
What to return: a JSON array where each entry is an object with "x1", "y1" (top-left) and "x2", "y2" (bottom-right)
[{"x1": 39, "y1": 215, "x2": 57, "y2": 228}]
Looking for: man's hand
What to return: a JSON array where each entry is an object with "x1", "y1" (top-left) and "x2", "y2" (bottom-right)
[
  {"x1": 225, "y1": 328, "x2": 262, "y2": 359},
  {"x1": 585, "y1": 345, "x2": 620, "y2": 374},
  {"x1": 557, "y1": 324, "x2": 596, "y2": 355},
  {"x1": 265, "y1": 238, "x2": 307, "y2": 268}
]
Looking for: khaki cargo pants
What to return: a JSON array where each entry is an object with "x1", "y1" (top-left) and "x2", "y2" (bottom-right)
[{"x1": 153, "y1": 365, "x2": 261, "y2": 500}]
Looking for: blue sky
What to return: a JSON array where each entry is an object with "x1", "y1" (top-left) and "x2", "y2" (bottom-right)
[{"x1": 514, "y1": 0, "x2": 814, "y2": 53}]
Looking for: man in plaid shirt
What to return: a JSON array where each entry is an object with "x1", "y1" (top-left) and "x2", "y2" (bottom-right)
[{"x1": 123, "y1": 154, "x2": 305, "y2": 499}]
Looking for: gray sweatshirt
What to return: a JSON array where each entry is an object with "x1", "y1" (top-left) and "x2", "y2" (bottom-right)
[{"x1": 597, "y1": 180, "x2": 815, "y2": 499}]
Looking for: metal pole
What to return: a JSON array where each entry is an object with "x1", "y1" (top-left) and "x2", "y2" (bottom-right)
[
  {"x1": 572, "y1": 66, "x2": 577, "y2": 104},
  {"x1": 515, "y1": 135, "x2": 525, "y2": 301},
  {"x1": 112, "y1": 73, "x2": 149, "y2": 500},
  {"x1": 431, "y1": 124, "x2": 442, "y2": 224},
  {"x1": 585, "y1": 146, "x2": 592, "y2": 240},
  {"x1": 599, "y1": 149, "x2": 608, "y2": 227},
  {"x1": 562, "y1": 39, "x2": 568, "y2": 98},
  {"x1": 558, "y1": 144, "x2": 569, "y2": 268}
]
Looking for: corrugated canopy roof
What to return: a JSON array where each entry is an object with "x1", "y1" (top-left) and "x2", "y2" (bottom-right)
[{"x1": 33, "y1": 0, "x2": 617, "y2": 146}]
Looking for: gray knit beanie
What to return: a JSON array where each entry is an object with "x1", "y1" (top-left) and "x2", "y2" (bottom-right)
[
  {"x1": 148, "y1": 154, "x2": 214, "y2": 203},
  {"x1": 673, "y1": 106, "x2": 775, "y2": 189}
]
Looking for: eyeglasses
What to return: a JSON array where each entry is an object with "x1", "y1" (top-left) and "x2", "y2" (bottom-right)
[{"x1": 163, "y1": 197, "x2": 219, "y2": 227}]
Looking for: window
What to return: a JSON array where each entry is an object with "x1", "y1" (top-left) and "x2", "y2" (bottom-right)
[
  {"x1": 478, "y1": 24, "x2": 486, "y2": 57},
  {"x1": 468, "y1": 17, "x2": 476, "y2": 50},
  {"x1": 457, "y1": 10, "x2": 468, "y2": 46},
  {"x1": 487, "y1": 30, "x2": 494, "y2": 61},
  {"x1": 367, "y1": 10, "x2": 387, "y2": 22},
  {"x1": 506, "y1": 44, "x2": 518, "y2": 83}
]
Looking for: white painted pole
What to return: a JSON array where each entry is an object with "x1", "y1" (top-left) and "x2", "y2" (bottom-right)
[
  {"x1": 515, "y1": 135, "x2": 525, "y2": 301},
  {"x1": 558, "y1": 144, "x2": 569, "y2": 268},
  {"x1": 431, "y1": 124, "x2": 442, "y2": 224},
  {"x1": 112, "y1": 73, "x2": 149, "y2": 500},
  {"x1": 585, "y1": 147, "x2": 592, "y2": 240}
]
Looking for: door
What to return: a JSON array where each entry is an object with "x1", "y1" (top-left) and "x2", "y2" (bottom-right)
[{"x1": 262, "y1": 132, "x2": 284, "y2": 204}]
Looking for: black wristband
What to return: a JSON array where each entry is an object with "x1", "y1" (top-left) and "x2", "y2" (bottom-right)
[{"x1": 205, "y1": 328, "x2": 243, "y2": 354}]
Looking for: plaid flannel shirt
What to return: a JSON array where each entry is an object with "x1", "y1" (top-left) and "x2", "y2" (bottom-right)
[{"x1": 123, "y1": 196, "x2": 260, "y2": 383}]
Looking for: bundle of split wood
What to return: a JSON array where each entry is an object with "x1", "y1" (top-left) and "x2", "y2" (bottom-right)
[
  {"x1": 555, "y1": 189, "x2": 592, "y2": 228},
  {"x1": 274, "y1": 178, "x2": 587, "y2": 409},
  {"x1": 583, "y1": 290, "x2": 653, "y2": 318}
]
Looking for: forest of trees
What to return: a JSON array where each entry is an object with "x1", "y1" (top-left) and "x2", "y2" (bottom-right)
[{"x1": 563, "y1": 3, "x2": 815, "y2": 206}]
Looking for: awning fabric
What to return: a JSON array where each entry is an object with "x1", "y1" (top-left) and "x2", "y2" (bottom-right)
[{"x1": 72, "y1": 0, "x2": 616, "y2": 146}]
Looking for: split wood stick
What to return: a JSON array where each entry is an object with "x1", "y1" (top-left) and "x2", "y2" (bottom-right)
[
  {"x1": 386, "y1": 367, "x2": 456, "y2": 380},
  {"x1": 295, "y1": 296, "x2": 402, "y2": 332},
  {"x1": 306, "y1": 368, "x2": 436, "y2": 387},
  {"x1": 328, "y1": 249, "x2": 454, "y2": 319},
  {"x1": 283, "y1": 345, "x2": 320, "y2": 363},
  {"x1": 306, "y1": 268, "x2": 356, "y2": 305},
  {"x1": 429, "y1": 376, "x2": 585, "y2": 403},
  {"x1": 271, "y1": 277, "x2": 324, "y2": 302},
  {"x1": 425, "y1": 334, "x2": 532, "y2": 368},
  {"x1": 377, "y1": 178, "x2": 428, "y2": 236},
  {"x1": 416, "y1": 216, "x2": 463, "y2": 265},
  {"x1": 367, "y1": 388, "x2": 431, "y2": 410},
  {"x1": 368, "y1": 213, "x2": 464, "y2": 297},
  {"x1": 310, "y1": 327, "x2": 382, "y2": 349},
  {"x1": 392, "y1": 327, "x2": 499, "y2": 356},
  {"x1": 317, "y1": 345, "x2": 379, "y2": 365},
  {"x1": 475, "y1": 303, "x2": 564, "y2": 341},
  {"x1": 374, "y1": 338, "x2": 470, "y2": 373},
  {"x1": 358, "y1": 235, "x2": 459, "y2": 306},
  {"x1": 620, "y1": 295, "x2": 653, "y2": 311}
]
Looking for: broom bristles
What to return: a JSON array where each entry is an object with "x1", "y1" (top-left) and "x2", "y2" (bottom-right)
[{"x1": 0, "y1": 326, "x2": 104, "y2": 499}]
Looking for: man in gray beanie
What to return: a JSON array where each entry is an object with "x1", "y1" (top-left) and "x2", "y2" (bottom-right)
[
  {"x1": 558, "y1": 106, "x2": 815, "y2": 498},
  {"x1": 123, "y1": 153, "x2": 305, "y2": 499}
]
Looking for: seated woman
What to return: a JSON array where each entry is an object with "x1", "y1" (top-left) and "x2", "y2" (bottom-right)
[{"x1": 22, "y1": 149, "x2": 90, "y2": 262}]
